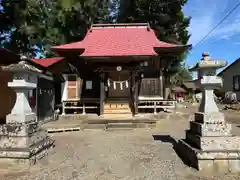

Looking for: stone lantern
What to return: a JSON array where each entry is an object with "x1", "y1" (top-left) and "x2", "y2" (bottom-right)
[
  {"x1": 178, "y1": 53, "x2": 240, "y2": 172},
  {"x1": 192, "y1": 52, "x2": 226, "y2": 114},
  {"x1": 0, "y1": 61, "x2": 54, "y2": 165}
]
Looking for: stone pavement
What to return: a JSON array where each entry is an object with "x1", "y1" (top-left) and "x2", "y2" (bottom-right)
[{"x1": 1, "y1": 118, "x2": 239, "y2": 180}]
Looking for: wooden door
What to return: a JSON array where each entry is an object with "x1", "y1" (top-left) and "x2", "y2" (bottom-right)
[
  {"x1": 67, "y1": 74, "x2": 82, "y2": 100},
  {"x1": 108, "y1": 71, "x2": 130, "y2": 98}
]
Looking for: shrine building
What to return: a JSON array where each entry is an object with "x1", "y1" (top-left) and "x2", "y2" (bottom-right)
[{"x1": 33, "y1": 23, "x2": 192, "y2": 118}]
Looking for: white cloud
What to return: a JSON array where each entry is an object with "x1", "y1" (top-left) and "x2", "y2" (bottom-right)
[
  {"x1": 210, "y1": 22, "x2": 240, "y2": 40},
  {"x1": 187, "y1": 15, "x2": 214, "y2": 45},
  {"x1": 184, "y1": 0, "x2": 240, "y2": 46}
]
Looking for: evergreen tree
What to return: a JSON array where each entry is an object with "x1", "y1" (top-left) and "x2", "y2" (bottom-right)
[
  {"x1": 0, "y1": 0, "x2": 192, "y2": 85},
  {"x1": 0, "y1": 0, "x2": 111, "y2": 57},
  {"x1": 117, "y1": 0, "x2": 192, "y2": 85},
  {"x1": 118, "y1": 0, "x2": 190, "y2": 45}
]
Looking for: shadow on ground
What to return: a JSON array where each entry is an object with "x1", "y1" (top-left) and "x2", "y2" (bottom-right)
[{"x1": 152, "y1": 135, "x2": 195, "y2": 169}]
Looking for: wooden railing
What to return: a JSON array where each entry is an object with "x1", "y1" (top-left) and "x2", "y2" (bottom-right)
[
  {"x1": 62, "y1": 98, "x2": 99, "y2": 115},
  {"x1": 138, "y1": 97, "x2": 176, "y2": 114}
]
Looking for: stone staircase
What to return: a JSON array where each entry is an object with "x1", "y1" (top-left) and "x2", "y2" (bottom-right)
[
  {"x1": 103, "y1": 103, "x2": 133, "y2": 120},
  {"x1": 80, "y1": 101, "x2": 157, "y2": 130},
  {"x1": 45, "y1": 113, "x2": 158, "y2": 133},
  {"x1": 83, "y1": 119, "x2": 157, "y2": 131},
  {"x1": 46, "y1": 103, "x2": 158, "y2": 132}
]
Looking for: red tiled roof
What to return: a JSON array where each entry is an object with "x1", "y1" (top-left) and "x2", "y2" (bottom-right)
[
  {"x1": 31, "y1": 57, "x2": 64, "y2": 67},
  {"x1": 53, "y1": 23, "x2": 191, "y2": 57}
]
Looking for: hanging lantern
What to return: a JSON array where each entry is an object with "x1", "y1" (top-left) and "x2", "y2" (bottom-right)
[
  {"x1": 125, "y1": 81, "x2": 129, "y2": 88},
  {"x1": 120, "y1": 82, "x2": 123, "y2": 90},
  {"x1": 113, "y1": 82, "x2": 116, "y2": 89}
]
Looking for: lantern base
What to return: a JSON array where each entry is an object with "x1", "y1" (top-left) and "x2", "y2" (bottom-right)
[{"x1": 0, "y1": 113, "x2": 54, "y2": 166}]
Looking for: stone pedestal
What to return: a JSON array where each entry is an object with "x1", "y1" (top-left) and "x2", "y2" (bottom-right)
[
  {"x1": 0, "y1": 61, "x2": 54, "y2": 165},
  {"x1": 178, "y1": 53, "x2": 240, "y2": 172}
]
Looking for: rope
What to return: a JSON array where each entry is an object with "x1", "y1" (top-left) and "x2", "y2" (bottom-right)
[
  {"x1": 192, "y1": 1, "x2": 240, "y2": 49},
  {"x1": 108, "y1": 76, "x2": 132, "y2": 83},
  {"x1": 107, "y1": 67, "x2": 142, "y2": 83}
]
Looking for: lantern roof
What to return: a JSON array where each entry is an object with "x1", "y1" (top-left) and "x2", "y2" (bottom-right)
[{"x1": 190, "y1": 52, "x2": 227, "y2": 71}]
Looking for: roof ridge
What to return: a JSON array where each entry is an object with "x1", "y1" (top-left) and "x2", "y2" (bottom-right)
[
  {"x1": 217, "y1": 57, "x2": 240, "y2": 76},
  {"x1": 31, "y1": 57, "x2": 64, "y2": 61},
  {"x1": 91, "y1": 23, "x2": 150, "y2": 29}
]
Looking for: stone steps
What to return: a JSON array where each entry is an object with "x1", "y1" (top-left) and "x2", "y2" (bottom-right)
[
  {"x1": 85, "y1": 119, "x2": 157, "y2": 124},
  {"x1": 103, "y1": 115, "x2": 133, "y2": 120},
  {"x1": 46, "y1": 119, "x2": 157, "y2": 133},
  {"x1": 83, "y1": 123, "x2": 155, "y2": 130},
  {"x1": 104, "y1": 103, "x2": 131, "y2": 115},
  {"x1": 104, "y1": 109, "x2": 131, "y2": 114},
  {"x1": 104, "y1": 103, "x2": 129, "y2": 109}
]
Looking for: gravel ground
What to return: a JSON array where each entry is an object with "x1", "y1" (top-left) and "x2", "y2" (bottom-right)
[{"x1": 1, "y1": 116, "x2": 240, "y2": 180}]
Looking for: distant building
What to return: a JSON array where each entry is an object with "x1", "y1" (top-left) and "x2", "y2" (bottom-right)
[{"x1": 218, "y1": 58, "x2": 240, "y2": 100}]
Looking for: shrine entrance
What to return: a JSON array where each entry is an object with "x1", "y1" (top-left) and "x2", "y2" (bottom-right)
[
  {"x1": 104, "y1": 71, "x2": 133, "y2": 116},
  {"x1": 107, "y1": 71, "x2": 131, "y2": 100}
]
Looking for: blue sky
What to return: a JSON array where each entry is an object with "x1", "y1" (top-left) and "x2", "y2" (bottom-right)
[{"x1": 183, "y1": 0, "x2": 240, "y2": 72}]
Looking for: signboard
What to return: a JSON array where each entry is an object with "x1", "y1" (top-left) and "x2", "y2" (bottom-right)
[{"x1": 86, "y1": 80, "x2": 92, "y2": 90}]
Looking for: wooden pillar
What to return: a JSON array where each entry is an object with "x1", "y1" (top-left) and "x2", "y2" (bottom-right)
[
  {"x1": 82, "y1": 103, "x2": 86, "y2": 115},
  {"x1": 51, "y1": 82, "x2": 55, "y2": 117},
  {"x1": 130, "y1": 71, "x2": 134, "y2": 115},
  {"x1": 164, "y1": 75, "x2": 170, "y2": 100},
  {"x1": 61, "y1": 74, "x2": 68, "y2": 115},
  {"x1": 100, "y1": 73, "x2": 105, "y2": 116},
  {"x1": 159, "y1": 69, "x2": 164, "y2": 98},
  {"x1": 76, "y1": 75, "x2": 79, "y2": 99},
  {"x1": 35, "y1": 78, "x2": 39, "y2": 121},
  {"x1": 159, "y1": 58, "x2": 165, "y2": 99},
  {"x1": 192, "y1": 88, "x2": 197, "y2": 103},
  {"x1": 154, "y1": 101, "x2": 157, "y2": 114},
  {"x1": 134, "y1": 73, "x2": 139, "y2": 115}
]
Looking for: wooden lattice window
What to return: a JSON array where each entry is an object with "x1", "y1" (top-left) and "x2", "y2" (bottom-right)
[{"x1": 140, "y1": 78, "x2": 161, "y2": 96}]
